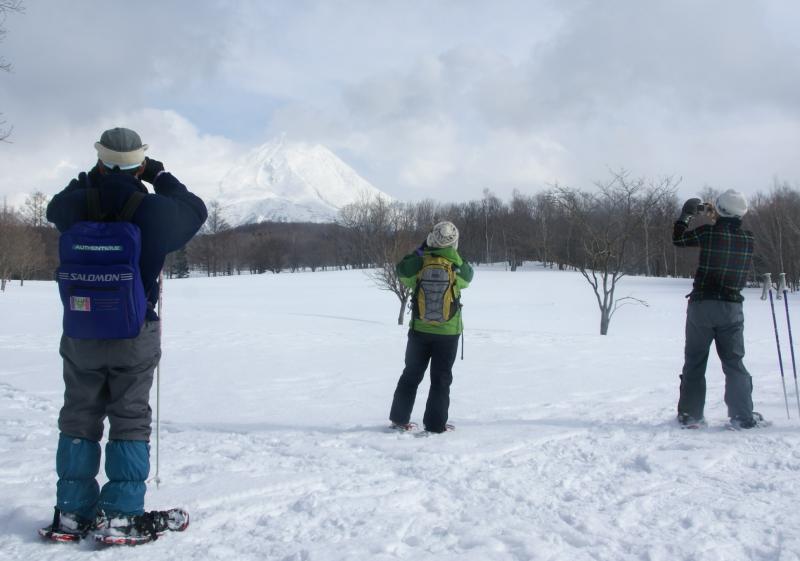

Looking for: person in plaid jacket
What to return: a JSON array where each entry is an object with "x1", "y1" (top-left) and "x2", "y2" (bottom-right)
[{"x1": 673, "y1": 189, "x2": 763, "y2": 429}]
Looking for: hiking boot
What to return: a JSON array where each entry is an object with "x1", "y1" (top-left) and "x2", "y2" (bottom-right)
[
  {"x1": 390, "y1": 421, "x2": 418, "y2": 431},
  {"x1": 729, "y1": 411, "x2": 766, "y2": 430},
  {"x1": 38, "y1": 508, "x2": 95, "y2": 542},
  {"x1": 94, "y1": 508, "x2": 189, "y2": 545},
  {"x1": 677, "y1": 412, "x2": 706, "y2": 429}
]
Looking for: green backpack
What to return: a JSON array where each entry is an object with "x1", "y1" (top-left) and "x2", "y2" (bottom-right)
[{"x1": 413, "y1": 254, "x2": 460, "y2": 325}]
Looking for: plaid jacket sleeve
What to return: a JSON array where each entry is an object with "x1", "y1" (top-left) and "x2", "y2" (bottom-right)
[{"x1": 673, "y1": 221, "x2": 706, "y2": 247}]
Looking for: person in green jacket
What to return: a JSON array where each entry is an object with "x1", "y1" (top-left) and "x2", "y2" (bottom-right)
[{"x1": 389, "y1": 221, "x2": 474, "y2": 433}]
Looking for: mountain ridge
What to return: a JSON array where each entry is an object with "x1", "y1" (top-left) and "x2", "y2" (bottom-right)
[{"x1": 216, "y1": 137, "x2": 388, "y2": 225}]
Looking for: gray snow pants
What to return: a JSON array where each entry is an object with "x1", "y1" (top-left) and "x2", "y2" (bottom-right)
[
  {"x1": 58, "y1": 321, "x2": 161, "y2": 442},
  {"x1": 678, "y1": 300, "x2": 753, "y2": 420}
]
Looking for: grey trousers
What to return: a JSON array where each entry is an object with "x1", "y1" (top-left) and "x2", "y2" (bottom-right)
[
  {"x1": 58, "y1": 321, "x2": 161, "y2": 442},
  {"x1": 678, "y1": 300, "x2": 753, "y2": 420}
]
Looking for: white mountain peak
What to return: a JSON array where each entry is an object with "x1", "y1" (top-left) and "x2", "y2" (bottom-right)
[{"x1": 217, "y1": 136, "x2": 388, "y2": 225}]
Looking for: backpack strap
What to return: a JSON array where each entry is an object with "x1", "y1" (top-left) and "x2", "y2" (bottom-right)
[
  {"x1": 86, "y1": 189, "x2": 145, "y2": 222},
  {"x1": 87, "y1": 188, "x2": 104, "y2": 221},
  {"x1": 118, "y1": 191, "x2": 146, "y2": 222}
]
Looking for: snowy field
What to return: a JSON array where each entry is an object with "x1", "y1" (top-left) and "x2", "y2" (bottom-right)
[{"x1": 1, "y1": 264, "x2": 800, "y2": 561}]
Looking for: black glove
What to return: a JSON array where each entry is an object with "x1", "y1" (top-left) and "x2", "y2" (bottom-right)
[
  {"x1": 139, "y1": 157, "x2": 165, "y2": 184},
  {"x1": 678, "y1": 198, "x2": 703, "y2": 224},
  {"x1": 415, "y1": 239, "x2": 428, "y2": 256}
]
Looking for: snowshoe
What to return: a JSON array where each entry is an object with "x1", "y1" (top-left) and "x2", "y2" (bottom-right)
[
  {"x1": 415, "y1": 423, "x2": 455, "y2": 437},
  {"x1": 677, "y1": 413, "x2": 706, "y2": 430},
  {"x1": 94, "y1": 508, "x2": 189, "y2": 546},
  {"x1": 727, "y1": 411, "x2": 769, "y2": 431},
  {"x1": 389, "y1": 421, "x2": 418, "y2": 432},
  {"x1": 38, "y1": 508, "x2": 95, "y2": 543}
]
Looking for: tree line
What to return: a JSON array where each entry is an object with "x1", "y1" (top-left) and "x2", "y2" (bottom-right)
[
  {"x1": 2, "y1": 173, "x2": 799, "y2": 304},
  {"x1": 0, "y1": 193, "x2": 56, "y2": 291}
]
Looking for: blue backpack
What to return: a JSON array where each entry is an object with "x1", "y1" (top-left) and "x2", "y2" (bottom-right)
[{"x1": 57, "y1": 183, "x2": 147, "y2": 339}]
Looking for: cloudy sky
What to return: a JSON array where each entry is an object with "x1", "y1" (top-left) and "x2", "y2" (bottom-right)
[{"x1": 1, "y1": 0, "x2": 798, "y2": 207}]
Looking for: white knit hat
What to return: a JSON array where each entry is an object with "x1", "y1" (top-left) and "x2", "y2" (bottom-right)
[
  {"x1": 427, "y1": 221, "x2": 459, "y2": 249},
  {"x1": 95, "y1": 127, "x2": 148, "y2": 170},
  {"x1": 715, "y1": 189, "x2": 748, "y2": 218}
]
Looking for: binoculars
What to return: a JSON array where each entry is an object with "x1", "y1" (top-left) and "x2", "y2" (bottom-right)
[{"x1": 693, "y1": 202, "x2": 713, "y2": 215}]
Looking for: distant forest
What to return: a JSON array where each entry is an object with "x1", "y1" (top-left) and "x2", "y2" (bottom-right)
[{"x1": 2, "y1": 171, "x2": 800, "y2": 293}]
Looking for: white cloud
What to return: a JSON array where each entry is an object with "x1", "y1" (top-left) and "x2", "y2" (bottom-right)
[
  {"x1": 1, "y1": 0, "x2": 799, "y2": 207},
  {"x1": 0, "y1": 110, "x2": 240, "y2": 207}
]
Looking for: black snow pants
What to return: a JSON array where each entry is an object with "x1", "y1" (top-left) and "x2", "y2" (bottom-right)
[{"x1": 389, "y1": 330, "x2": 460, "y2": 432}]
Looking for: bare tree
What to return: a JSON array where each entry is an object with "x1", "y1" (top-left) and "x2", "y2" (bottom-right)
[
  {"x1": 638, "y1": 176, "x2": 680, "y2": 276},
  {"x1": 0, "y1": 1, "x2": 23, "y2": 142},
  {"x1": 190, "y1": 200, "x2": 230, "y2": 276},
  {"x1": 340, "y1": 196, "x2": 417, "y2": 325},
  {"x1": 337, "y1": 196, "x2": 372, "y2": 269},
  {"x1": 248, "y1": 231, "x2": 286, "y2": 274},
  {"x1": 22, "y1": 190, "x2": 49, "y2": 228},
  {"x1": 205, "y1": 200, "x2": 229, "y2": 235},
  {"x1": 12, "y1": 224, "x2": 45, "y2": 285},
  {"x1": 164, "y1": 246, "x2": 190, "y2": 279},
  {"x1": 0, "y1": 203, "x2": 45, "y2": 288},
  {"x1": 0, "y1": 202, "x2": 17, "y2": 290},
  {"x1": 748, "y1": 181, "x2": 800, "y2": 289},
  {"x1": 370, "y1": 201, "x2": 418, "y2": 325},
  {"x1": 555, "y1": 171, "x2": 676, "y2": 335},
  {"x1": 505, "y1": 190, "x2": 537, "y2": 271},
  {"x1": 532, "y1": 192, "x2": 557, "y2": 267},
  {"x1": 480, "y1": 189, "x2": 504, "y2": 264}
]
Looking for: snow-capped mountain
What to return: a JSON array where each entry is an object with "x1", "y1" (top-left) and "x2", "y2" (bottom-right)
[{"x1": 217, "y1": 137, "x2": 389, "y2": 225}]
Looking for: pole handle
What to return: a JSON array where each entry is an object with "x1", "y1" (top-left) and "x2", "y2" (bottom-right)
[
  {"x1": 761, "y1": 273, "x2": 772, "y2": 301},
  {"x1": 777, "y1": 272, "x2": 788, "y2": 298}
]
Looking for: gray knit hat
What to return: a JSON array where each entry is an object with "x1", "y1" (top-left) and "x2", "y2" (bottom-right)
[
  {"x1": 427, "y1": 221, "x2": 459, "y2": 249},
  {"x1": 95, "y1": 127, "x2": 148, "y2": 169}
]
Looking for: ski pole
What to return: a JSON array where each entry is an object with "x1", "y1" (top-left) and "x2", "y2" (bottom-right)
[
  {"x1": 150, "y1": 271, "x2": 163, "y2": 488},
  {"x1": 762, "y1": 273, "x2": 791, "y2": 419},
  {"x1": 778, "y1": 273, "x2": 800, "y2": 417},
  {"x1": 459, "y1": 308, "x2": 464, "y2": 360}
]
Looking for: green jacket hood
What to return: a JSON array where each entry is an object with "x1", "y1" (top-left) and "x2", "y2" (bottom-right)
[{"x1": 428, "y1": 246, "x2": 462, "y2": 265}]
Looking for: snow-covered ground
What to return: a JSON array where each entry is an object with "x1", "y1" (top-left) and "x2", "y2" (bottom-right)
[{"x1": 1, "y1": 265, "x2": 799, "y2": 561}]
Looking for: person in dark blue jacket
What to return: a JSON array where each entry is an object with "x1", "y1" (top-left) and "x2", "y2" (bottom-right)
[{"x1": 40, "y1": 128, "x2": 207, "y2": 543}]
